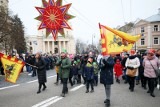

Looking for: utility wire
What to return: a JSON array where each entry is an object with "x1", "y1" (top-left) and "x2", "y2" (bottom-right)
[
  {"x1": 64, "y1": 0, "x2": 98, "y2": 31},
  {"x1": 67, "y1": 8, "x2": 96, "y2": 33}
]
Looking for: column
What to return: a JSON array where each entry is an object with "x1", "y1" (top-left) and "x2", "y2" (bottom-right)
[
  {"x1": 63, "y1": 41, "x2": 66, "y2": 50},
  {"x1": 59, "y1": 41, "x2": 61, "y2": 53},
  {"x1": 43, "y1": 41, "x2": 45, "y2": 53},
  {"x1": 52, "y1": 41, "x2": 55, "y2": 53},
  {"x1": 48, "y1": 41, "x2": 50, "y2": 53}
]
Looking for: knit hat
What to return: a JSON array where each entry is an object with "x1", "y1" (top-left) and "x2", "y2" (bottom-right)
[
  {"x1": 147, "y1": 49, "x2": 155, "y2": 55},
  {"x1": 73, "y1": 61, "x2": 77, "y2": 65}
]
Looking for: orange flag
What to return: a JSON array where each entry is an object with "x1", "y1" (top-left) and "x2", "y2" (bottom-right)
[
  {"x1": 99, "y1": 23, "x2": 141, "y2": 56},
  {"x1": 0, "y1": 53, "x2": 25, "y2": 83}
]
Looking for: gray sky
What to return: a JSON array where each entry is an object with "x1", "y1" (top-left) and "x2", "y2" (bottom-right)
[{"x1": 9, "y1": 0, "x2": 160, "y2": 44}]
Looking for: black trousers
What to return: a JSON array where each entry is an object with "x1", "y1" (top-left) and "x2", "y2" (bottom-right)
[
  {"x1": 86, "y1": 79, "x2": 94, "y2": 91},
  {"x1": 140, "y1": 74, "x2": 147, "y2": 87},
  {"x1": 56, "y1": 73, "x2": 59, "y2": 82},
  {"x1": 69, "y1": 76, "x2": 73, "y2": 86},
  {"x1": 38, "y1": 83, "x2": 46, "y2": 91},
  {"x1": 78, "y1": 74, "x2": 81, "y2": 83},
  {"x1": 62, "y1": 78, "x2": 68, "y2": 94},
  {"x1": 127, "y1": 76, "x2": 135, "y2": 89},
  {"x1": 147, "y1": 77, "x2": 156, "y2": 93}
]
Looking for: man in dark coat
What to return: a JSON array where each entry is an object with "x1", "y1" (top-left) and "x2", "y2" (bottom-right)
[
  {"x1": 34, "y1": 52, "x2": 47, "y2": 94},
  {"x1": 100, "y1": 55, "x2": 115, "y2": 107}
]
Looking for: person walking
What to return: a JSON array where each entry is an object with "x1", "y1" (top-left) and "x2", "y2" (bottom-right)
[
  {"x1": 125, "y1": 50, "x2": 140, "y2": 92},
  {"x1": 54, "y1": 56, "x2": 61, "y2": 85},
  {"x1": 59, "y1": 52, "x2": 71, "y2": 97},
  {"x1": 84, "y1": 57, "x2": 94, "y2": 93},
  {"x1": 121, "y1": 54, "x2": 129, "y2": 84},
  {"x1": 71, "y1": 61, "x2": 79, "y2": 85},
  {"x1": 156, "y1": 49, "x2": 160, "y2": 90},
  {"x1": 143, "y1": 49, "x2": 160, "y2": 97},
  {"x1": 114, "y1": 59, "x2": 123, "y2": 83},
  {"x1": 34, "y1": 52, "x2": 47, "y2": 94},
  {"x1": 100, "y1": 54, "x2": 115, "y2": 107}
]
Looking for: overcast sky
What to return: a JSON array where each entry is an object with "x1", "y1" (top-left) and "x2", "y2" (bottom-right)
[{"x1": 9, "y1": 0, "x2": 160, "y2": 44}]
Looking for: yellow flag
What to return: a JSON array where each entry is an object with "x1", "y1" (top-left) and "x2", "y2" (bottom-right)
[
  {"x1": 0, "y1": 53, "x2": 25, "y2": 83},
  {"x1": 99, "y1": 24, "x2": 141, "y2": 55}
]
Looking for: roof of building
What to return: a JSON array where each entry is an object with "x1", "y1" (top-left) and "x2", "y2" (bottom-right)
[{"x1": 145, "y1": 8, "x2": 160, "y2": 22}]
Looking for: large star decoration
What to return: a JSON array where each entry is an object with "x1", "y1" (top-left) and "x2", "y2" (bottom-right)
[{"x1": 35, "y1": 0, "x2": 75, "y2": 40}]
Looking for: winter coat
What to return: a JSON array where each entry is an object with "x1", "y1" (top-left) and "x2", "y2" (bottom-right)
[
  {"x1": 35, "y1": 57, "x2": 47, "y2": 84},
  {"x1": 59, "y1": 57, "x2": 71, "y2": 79},
  {"x1": 100, "y1": 56, "x2": 115, "y2": 85},
  {"x1": 125, "y1": 55, "x2": 140, "y2": 77},
  {"x1": 114, "y1": 62, "x2": 123, "y2": 77},
  {"x1": 143, "y1": 56, "x2": 160, "y2": 78},
  {"x1": 84, "y1": 62, "x2": 94, "y2": 80},
  {"x1": 71, "y1": 65, "x2": 78, "y2": 75}
]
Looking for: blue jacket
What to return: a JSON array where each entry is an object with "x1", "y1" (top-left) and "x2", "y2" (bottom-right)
[
  {"x1": 100, "y1": 56, "x2": 114, "y2": 85},
  {"x1": 84, "y1": 62, "x2": 94, "y2": 80}
]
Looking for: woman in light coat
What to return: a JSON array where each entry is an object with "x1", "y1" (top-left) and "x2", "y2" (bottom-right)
[
  {"x1": 143, "y1": 49, "x2": 160, "y2": 97},
  {"x1": 125, "y1": 50, "x2": 140, "y2": 92}
]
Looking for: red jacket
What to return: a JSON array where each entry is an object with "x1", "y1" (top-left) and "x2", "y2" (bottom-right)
[{"x1": 114, "y1": 61, "x2": 123, "y2": 77}]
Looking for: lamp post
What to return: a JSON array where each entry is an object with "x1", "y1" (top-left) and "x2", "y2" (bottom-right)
[{"x1": 92, "y1": 34, "x2": 95, "y2": 48}]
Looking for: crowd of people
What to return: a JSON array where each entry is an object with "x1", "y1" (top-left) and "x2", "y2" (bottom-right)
[{"x1": 0, "y1": 49, "x2": 160, "y2": 107}]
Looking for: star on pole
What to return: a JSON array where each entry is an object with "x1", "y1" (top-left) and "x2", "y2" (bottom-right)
[{"x1": 35, "y1": 0, "x2": 75, "y2": 40}]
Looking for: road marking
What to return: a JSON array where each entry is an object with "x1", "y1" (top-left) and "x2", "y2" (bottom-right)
[
  {"x1": 47, "y1": 75, "x2": 56, "y2": 79},
  {"x1": 27, "y1": 75, "x2": 56, "y2": 84},
  {"x1": 27, "y1": 80, "x2": 38, "y2": 84},
  {"x1": 0, "y1": 84, "x2": 20, "y2": 91},
  {"x1": 40, "y1": 96, "x2": 63, "y2": 107},
  {"x1": 32, "y1": 96, "x2": 63, "y2": 107},
  {"x1": 70, "y1": 84, "x2": 85, "y2": 92}
]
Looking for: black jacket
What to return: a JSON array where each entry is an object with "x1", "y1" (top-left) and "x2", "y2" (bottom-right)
[{"x1": 35, "y1": 57, "x2": 47, "y2": 83}]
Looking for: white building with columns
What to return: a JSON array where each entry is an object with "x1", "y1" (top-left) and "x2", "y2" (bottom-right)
[{"x1": 26, "y1": 28, "x2": 76, "y2": 54}]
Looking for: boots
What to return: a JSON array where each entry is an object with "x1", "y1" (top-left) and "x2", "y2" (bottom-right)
[
  {"x1": 85, "y1": 90, "x2": 89, "y2": 93},
  {"x1": 61, "y1": 93, "x2": 65, "y2": 97},
  {"x1": 54, "y1": 82, "x2": 58, "y2": 85},
  {"x1": 37, "y1": 90, "x2": 41, "y2": 94},
  {"x1": 105, "y1": 99, "x2": 110, "y2": 107},
  {"x1": 42, "y1": 85, "x2": 47, "y2": 91},
  {"x1": 150, "y1": 93, "x2": 155, "y2": 97}
]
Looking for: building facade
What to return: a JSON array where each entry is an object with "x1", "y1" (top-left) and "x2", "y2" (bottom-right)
[
  {"x1": 130, "y1": 8, "x2": 160, "y2": 52},
  {"x1": 26, "y1": 29, "x2": 76, "y2": 54}
]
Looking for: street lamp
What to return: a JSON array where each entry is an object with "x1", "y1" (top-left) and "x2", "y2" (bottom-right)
[{"x1": 92, "y1": 34, "x2": 95, "y2": 47}]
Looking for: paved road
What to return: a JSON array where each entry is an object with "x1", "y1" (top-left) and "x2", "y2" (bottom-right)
[{"x1": 0, "y1": 70, "x2": 160, "y2": 107}]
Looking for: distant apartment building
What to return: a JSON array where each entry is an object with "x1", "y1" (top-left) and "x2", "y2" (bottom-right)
[{"x1": 128, "y1": 8, "x2": 160, "y2": 52}]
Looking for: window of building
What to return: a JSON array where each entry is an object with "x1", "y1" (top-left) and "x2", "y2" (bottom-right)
[
  {"x1": 141, "y1": 38, "x2": 145, "y2": 45},
  {"x1": 153, "y1": 25, "x2": 159, "y2": 31},
  {"x1": 141, "y1": 27, "x2": 145, "y2": 33},
  {"x1": 153, "y1": 37, "x2": 159, "y2": 45}
]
